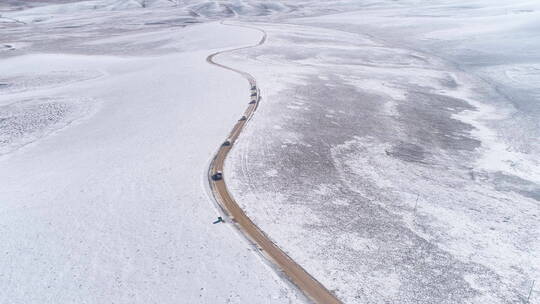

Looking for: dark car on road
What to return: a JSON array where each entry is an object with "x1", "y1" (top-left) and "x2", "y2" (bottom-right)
[{"x1": 211, "y1": 171, "x2": 223, "y2": 181}]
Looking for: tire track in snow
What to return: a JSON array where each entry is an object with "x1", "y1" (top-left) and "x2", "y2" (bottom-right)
[{"x1": 206, "y1": 21, "x2": 342, "y2": 304}]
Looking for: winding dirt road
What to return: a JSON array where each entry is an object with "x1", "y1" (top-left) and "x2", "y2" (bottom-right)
[{"x1": 207, "y1": 22, "x2": 342, "y2": 304}]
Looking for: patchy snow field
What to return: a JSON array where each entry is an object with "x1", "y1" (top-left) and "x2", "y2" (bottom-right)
[{"x1": 222, "y1": 1, "x2": 540, "y2": 304}]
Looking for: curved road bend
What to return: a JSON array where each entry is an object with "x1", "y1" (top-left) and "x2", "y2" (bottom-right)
[{"x1": 206, "y1": 22, "x2": 342, "y2": 304}]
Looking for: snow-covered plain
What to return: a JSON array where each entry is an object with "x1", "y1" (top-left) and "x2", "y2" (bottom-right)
[{"x1": 1, "y1": 0, "x2": 539, "y2": 303}]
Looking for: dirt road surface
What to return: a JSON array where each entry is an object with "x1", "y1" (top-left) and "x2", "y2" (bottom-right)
[{"x1": 206, "y1": 22, "x2": 342, "y2": 304}]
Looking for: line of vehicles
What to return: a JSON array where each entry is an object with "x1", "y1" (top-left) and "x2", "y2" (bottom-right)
[{"x1": 211, "y1": 85, "x2": 258, "y2": 182}]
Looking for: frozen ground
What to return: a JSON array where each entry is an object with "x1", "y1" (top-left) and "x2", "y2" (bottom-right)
[
  {"x1": 1, "y1": 0, "x2": 539, "y2": 303},
  {"x1": 221, "y1": 2, "x2": 540, "y2": 304}
]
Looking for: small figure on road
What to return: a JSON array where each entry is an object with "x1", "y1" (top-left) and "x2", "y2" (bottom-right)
[{"x1": 213, "y1": 216, "x2": 224, "y2": 224}]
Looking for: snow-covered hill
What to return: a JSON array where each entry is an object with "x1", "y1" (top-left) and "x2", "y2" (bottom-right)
[{"x1": 0, "y1": 2, "x2": 307, "y2": 304}]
